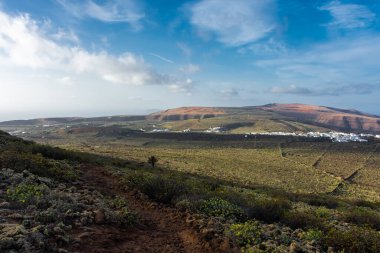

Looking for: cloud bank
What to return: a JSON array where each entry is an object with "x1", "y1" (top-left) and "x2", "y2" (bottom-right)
[
  {"x1": 320, "y1": 0, "x2": 376, "y2": 29},
  {"x1": 190, "y1": 0, "x2": 276, "y2": 46},
  {"x1": 0, "y1": 10, "x2": 191, "y2": 90},
  {"x1": 269, "y1": 84, "x2": 379, "y2": 96},
  {"x1": 57, "y1": 0, "x2": 145, "y2": 29}
]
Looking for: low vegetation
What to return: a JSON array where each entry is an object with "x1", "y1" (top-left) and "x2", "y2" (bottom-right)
[{"x1": 1, "y1": 128, "x2": 380, "y2": 252}]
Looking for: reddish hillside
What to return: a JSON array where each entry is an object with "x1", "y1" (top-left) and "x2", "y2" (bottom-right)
[
  {"x1": 148, "y1": 107, "x2": 226, "y2": 121},
  {"x1": 261, "y1": 104, "x2": 380, "y2": 133}
]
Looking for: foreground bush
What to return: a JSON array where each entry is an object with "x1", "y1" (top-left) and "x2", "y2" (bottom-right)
[
  {"x1": 344, "y1": 208, "x2": 380, "y2": 230},
  {"x1": 301, "y1": 229, "x2": 324, "y2": 242},
  {"x1": 282, "y1": 210, "x2": 324, "y2": 229},
  {"x1": 226, "y1": 220, "x2": 262, "y2": 248},
  {"x1": 7, "y1": 182, "x2": 47, "y2": 204},
  {"x1": 199, "y1": 198, "x2": 244, "y2": 220},
  {"x1": 0, "y1": 150, "x2": 77, "y2": 181},
  {"x1": 323, "y1": 226, "x2": 380, "y2": 252},
  {"x1": 247, "y1": 198, "x2": 291, "y2": 222},
  {"x1": 126, "y1": 172, "x2": 187, "y2": 204}
]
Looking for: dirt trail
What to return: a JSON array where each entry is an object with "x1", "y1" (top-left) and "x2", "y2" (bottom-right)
[{"x1": 68, "y1": 166, "x2": 215, "y2": 253}]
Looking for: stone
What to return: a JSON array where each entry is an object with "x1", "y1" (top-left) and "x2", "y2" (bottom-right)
[
  {"x1": 289, "y1": 241, "x2": 302, "y2": 253},
  {"x1": 0, "y1": 224, "x2": 27, "y2": 238},
  {"x1": 219, "y1": 238, "x2": 231, "y2": 252},
  {"x1": 0, "y1": 202, "x2": 10, "y2": 208},
  {"x1": 94, "y1": 210, "x2": 105, "y2": 224}
]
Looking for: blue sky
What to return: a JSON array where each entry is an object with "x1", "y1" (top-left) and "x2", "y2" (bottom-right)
[{"x1": 0, "y1": 0, "x2": 380, "y2": 120}]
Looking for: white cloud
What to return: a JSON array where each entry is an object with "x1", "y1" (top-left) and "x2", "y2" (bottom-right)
[
  {"x1": 57, "y1": 0, "x2": 145, "y2": 29},
  {"x1": 0, "y1": 10, "x2": 192, "y2": 90},
  {"x1": 190, "y1": 0, "x2": 276, "y2": 46},
  {"x1": 320, "y1": 1, "x2": 376, "y2": 29},
  {"x1": 179, "y1": 64, "x2": 200, "y2": 74},
  {"x1": 269, "y1": 84, "x2": 379, "y2": 96},
  {"x1": 51, "y1": 28, "x2": 79, "y2": 44},
  {"x1": 168, "y1": 78, "x2": 193, "y2": 95},
  {"x1": 256, "y1": 35, "x2": 380, "y2": 87}
]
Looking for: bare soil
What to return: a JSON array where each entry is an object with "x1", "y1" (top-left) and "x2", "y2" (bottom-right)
[{"x1": 68, "y1": 166, "x2": 220, "y2": 253}]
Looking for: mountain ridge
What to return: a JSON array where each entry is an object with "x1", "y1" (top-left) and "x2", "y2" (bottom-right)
[{"x1": 1, "y1": 103, "x2": 379, "y2": 134}]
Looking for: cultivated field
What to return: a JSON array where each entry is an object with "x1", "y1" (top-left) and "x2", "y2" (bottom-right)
[{"x1": 30, "y1": 128, "x2": 380, "y2": 202}]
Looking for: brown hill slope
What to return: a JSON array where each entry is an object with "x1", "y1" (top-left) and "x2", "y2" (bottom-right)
[
  {"x1": 260, "y1": 104, "x2": 380, "y2": 133},
  {"x1": 148, "y1": 107, "x2": 226, "y2": 121},
  {"x1": 150, "y1": 104, "x2": 380, "y2": 134}
]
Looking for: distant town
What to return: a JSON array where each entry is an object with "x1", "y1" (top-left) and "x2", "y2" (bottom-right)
[{"x1": 148, "y1": 126, "x2": 380, "y2": 143}]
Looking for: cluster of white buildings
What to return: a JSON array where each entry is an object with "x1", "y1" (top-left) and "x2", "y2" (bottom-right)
[
  {"x1": 205, "y1": 127, "x2": 225, "y2": 133},
  {"x1": 247, "y1": 131, "x2": 380, "y2": 142},
  {"x1": 150, "y1": 128, "x2": 170, "y2": 133}
]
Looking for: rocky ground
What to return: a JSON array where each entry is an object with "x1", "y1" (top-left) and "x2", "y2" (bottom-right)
[
  {"x1": 0, "y1": 166, "x2": 218, "y2": 253},
  {"x1": 0, "y1": 165, "x2": 335, "y2": 252}
]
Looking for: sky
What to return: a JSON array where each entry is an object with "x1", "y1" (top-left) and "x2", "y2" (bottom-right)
[{"x1": 0, "y1": 0, "x2": 380, "y2": 120}]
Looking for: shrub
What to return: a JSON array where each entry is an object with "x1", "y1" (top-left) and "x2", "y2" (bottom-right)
[
  {"x1": 7, "y1": 183, "x2": 47, "y2": 204},
  {"x1": 282, "y1": 210, "x2": 323, "y2": 229},
  {"x1": 127, "y1": 173, "x2": 187, "y2": 204},
  {"x1": 323, "y1": 226, "x2": 380, "y2": 252},
  {"x1": 315, "y1": 207, "x2": 331, "y2": 218},
  {"x1": 148, "y1": 156, "x2": 158, "y2": 167},
  {"x1": 247, "y1": 198, "x2": 291, "y2": 222},
  {"x1": 301, "y1": 229, "x2": 324, "y2": 242},
  {"x1": 175, "y1": 198, "x2": 196, "y2": 211},
  {"x1": 199, "y1": 198, "x2": 244, "y2": 220},
  {"x1": 353, "y1": 200, "x2": 380, "y2": 210},
  {"x1": 226, "y1": 220, "x2": 262, "y2": 248},
  {"x1": 301, "y1": 194, "x2": 339, "y2": 209},
  {"x1": 344, "y1": 208, "x2": 380, "y2": 230},
  {"x1": 109, "y1": 196, "x2": 128, "y2": 209},
  {"x1": 0, "y1": 150, "x2": 77, "y2": 181},
  {"x1": 118, "y1": 207, "x2": 138, "y2": 226}
]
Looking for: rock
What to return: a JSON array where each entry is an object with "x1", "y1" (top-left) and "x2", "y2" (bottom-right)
[
  {"x1": 0, "y1": 202, "x2": 10, "y2": 208},
  {"x1": 185, "y1": 216, "x2": 195, "y2": 225},
  {"x1": 94, "y1": 210, "x2": 105, "y2": 224},
  {"x1": 0, "y1": 224, "x2": 27, "y2": 239},
  {"x1": 200, "y1": 228, "x2": 214, "y2": 239},
  {"x1": 53, "y1": 226, "x2": 65, "y2": 235},
  {"x1": 219, "y1": 238, "x2": 231, "y2": 252},
  {"x1": 289, "y1": 241, "x2": 303, "y2": 253},
  {"x1": 327, "y1": 247, "x2": 335, "y2": 253},
  {"x1": 7, "y1": 213, "x2": 24, "y2": 219},
  {"x1": 30, "y1": 232, "x2": 45, "y2": 247}
]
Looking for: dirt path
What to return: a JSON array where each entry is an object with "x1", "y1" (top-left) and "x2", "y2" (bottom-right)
[{"x1": 68, "y1": 166, "x2": 216, "y2": 253}]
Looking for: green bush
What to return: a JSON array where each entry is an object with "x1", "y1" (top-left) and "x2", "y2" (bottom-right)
[
  {"x1": 301, "y1": 229, "x2": 324, "y2": 242},
  {"x1": 323, "y1": 226, "x2": 380, "y2": 252},
  {"x1": 126, "y1": 172, "x2": 187, "y2": 204},
  {"x1": 0, "y1": 150, "x2": 77, "y2": 181},
  {"x1": 247, "y1": 198, "x2": 291, "y2": 222},
  {"x1": 344, "y1": 208, "x2": 380, "y2": 230},
  {"x1": 118, "y1": 207, "x2": 138, "y2": 226},
  {"x1": 109, "y1": 196, "x2": 128, "y2": 209},
  {"x1": 7, "y1": 183, "x2": 47, "y2": 204},
  {"x1": 353, "y1": 200, "x2": 380, "y2": 210},
  {"x1": 282, "y1": 210, "x2": 324, "y2": 229},
  {"x1": 301, "y1": 194, "x2": 339, "y2": 209},
  {"x1": 199, "y1": 197, "x2": 244, "y2": 220},
  {"x1": 225, "y1": 220, "x2": 262, "y2": 247},
  {"x1": 315, "y1": 207, "x2": 331, "y2": 218}
]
